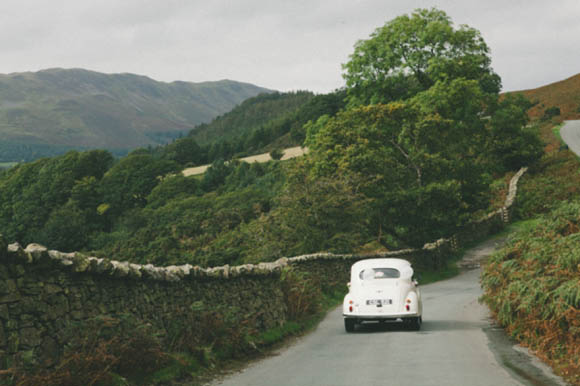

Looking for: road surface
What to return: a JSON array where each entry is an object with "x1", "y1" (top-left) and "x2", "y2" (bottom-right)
[
  {"x1": 560, "y1": 120, "x2": 580, "y2": 156},
  {"x1": 209, "y1": 238, "x2": 565, "y2": 386}
]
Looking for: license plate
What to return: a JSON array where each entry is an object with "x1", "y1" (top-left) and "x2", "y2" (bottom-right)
[{"x1": 366, "y1": 299, "x2": 392, "y2": 306}]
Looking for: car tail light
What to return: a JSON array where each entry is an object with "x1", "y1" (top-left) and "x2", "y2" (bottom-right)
[
  {"x1": 405, "y1": 304, "x2": 410, "y2": 311},
  {"x1": 349, "y1": 306, "x2": 353, "y2": 312},
  {"x1": 406, "y1": 299, "x2": 412, "y2": 303}
]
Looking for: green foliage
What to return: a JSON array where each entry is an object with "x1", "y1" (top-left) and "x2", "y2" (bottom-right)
[
  {"x1": 90, "y1": 162, "x2": 283, "y2": 266},
  {"x1": 543, "y1": 106, "x2": 561, "y2": 120},
  {"x1": 234, "y1": 164, "x2": 372, "y2": 262},
  {"x1": 281, "y1": 267, "x2": 323, "y2": 320},
  {"x1": 343, "y1": 7, "x2": 500, "y2": 106},
  {"x1": 269, "y1": 148, "x2": 284, "y2": 160},
  {"x1": 169, "y1": 90, "x2": 346, "y2": 167},
  {"x1": 307, "y1": 95, "x2": 491, "y2": 247},
  {"x1": 100, "y1": 154, "x2": 180, "y2": 217},
  {"x1": 146, "y1": 174, "x2": 200, "y2": 209},
  {"x1": 11, "y1": 315, "x2": 168, "y2": 386},
  {"x1": 0, "y1": 150, "x2": 113, "y2": 245},
  {"x1": 37, "y1": 204, "x2": 93, "y2": 252},
  {"x1": 481, "y1": 200, "x2": 580, "y2": 383},
  {"x1": 161, "y1": 137, "x2": 206, "y2": 166},
  {"x1": 487, "y1": 94, "x2": 544, "y2": 171},
  {"x1": 190, "y1": 91, "x2": 315, "y2": 146},
  {"x1": 514, "y1": 146, "x2": 580, "y2": 219}
]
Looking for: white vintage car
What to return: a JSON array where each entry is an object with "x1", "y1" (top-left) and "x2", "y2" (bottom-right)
[{"x1": 343, "y1": 258, "x2": 422, "y2": 332}]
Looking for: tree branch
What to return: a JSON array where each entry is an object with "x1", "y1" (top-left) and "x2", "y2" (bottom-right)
[{"x1": 390, "y1": 139, "x2": 422, "y2": 187}]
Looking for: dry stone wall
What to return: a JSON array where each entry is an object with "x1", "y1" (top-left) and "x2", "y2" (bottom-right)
[{"x1": 0, "y1": 167, "x2": 527, "y2": 369}]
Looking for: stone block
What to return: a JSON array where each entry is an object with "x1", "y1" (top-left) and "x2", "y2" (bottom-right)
[
  {"x1": 0, "y1": 292, "x2": 20, "y2": 304},
  {"x1": 0, "y1": 234, "x2": 7, "y2": 260},
  {"x1": 44, "y1": 283, "x2": 63, "y2": 295},
  {"x1": 0, "y1": 321, "x2": 5, "y2": 347},
  {"x1": 39, "y1": 336, "x2": 59, "y2": 367},
  {"x1": 0, "y1": 266, "x2": 10, "y2": 280},
  {"x1": 0, "y1": 305, "x2": 8, "y2": 321},
  {"x1": 24, "y1": 244, "x2": 48, "y2": 263},
  {"x1": 0, "y1": 279, "x2": 17, "y2": 296},
  {"x1": 71, "y1": 253, "x2": 91, "y2": 273},
  {"x1": 19, "y1": 327, "x2": 41, "y2": 349},
  {"x1": 7, "y1": 332, "x2": 19, "y2": 353}
]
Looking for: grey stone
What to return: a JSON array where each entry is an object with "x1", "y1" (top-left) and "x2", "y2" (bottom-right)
[
  {"x1": 24, "y1": 244, "x2": 48, "y2": 263},
  {"x1": 0, "y1": 235, "x2": 7, "y2": 260},
  {"x1": 0, "y1": 292, "x2": 20, "y2": 304},
  {"x1": 0, "y1": 321, "x2": 5, "y2": 347},
  {"x1": 7, "y1": 332, "x2": 18, "y2": 353},
  {"x1": 71, "y1": 253, "x2": 91, "y2": 273},
  {"x1": 19, "y1": 327, "x2": 41, "y2": 349},
  {"x1": 0, "y1": 279, "x2": 17, "y2": 296},
  {"x1": 95, "y1": 258, "x2": 114, "y2": 274},
  {"x1": 0, "y1": 305, "x2": 9, "y2": 321},
  {"x1": 39, "y1": 336, "x2": 59, "y2": 367},
  {"x1": 44, "y1": 283, "x2": 63, "y2": 294},
  {"x1": 111, "y1": 261, "x2": 130, "y2": 277}
]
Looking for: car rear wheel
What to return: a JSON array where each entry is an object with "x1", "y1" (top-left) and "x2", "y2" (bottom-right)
[
  {"x1": 410, "y1": 316, "x2": 422, "y2": 331},
  {"x1": 344, "y1": 318, "x2": 356, "y2": 332}
]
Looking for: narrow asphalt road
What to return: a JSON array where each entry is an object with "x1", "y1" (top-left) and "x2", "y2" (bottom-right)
[
  {"x1": 209, "y1": 238, "x2": 565, "y2": 386},
  {"x1": 560, "y1": 120, "x2": 580, "y2": 156}
]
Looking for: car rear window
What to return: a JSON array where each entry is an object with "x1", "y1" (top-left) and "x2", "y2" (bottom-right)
[{"x1": 359, "y1": 268, "x2": 400, "y2": 280}]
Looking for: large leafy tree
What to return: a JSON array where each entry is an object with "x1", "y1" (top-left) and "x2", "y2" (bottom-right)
[
  {"x1": 304, "y1": 8, "x2": 542, "y2": 248},
  {"x1": 0, "y1": 150, "x2": 113, "y2": 245},
  {"x1": 343, "y1": 8, "x2": 501, "y2": 106},
  {"x1": 100, "y1": 154, "x2": 179, "y2": 218},
  {"x1": 307, "y1": 91, "x2": 483, "y2": 247}
]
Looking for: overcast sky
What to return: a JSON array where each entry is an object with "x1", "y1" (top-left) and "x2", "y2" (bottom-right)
[{"x1": 1, "y1": 0, "x2": 578, "y2": 93}]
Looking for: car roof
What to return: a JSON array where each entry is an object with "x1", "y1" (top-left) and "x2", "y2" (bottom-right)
[
  {"x1": 350, "y1": 258, "x2": 414, "y2": 279},
  {"x1": 351, "y1": 258, "x2": 412, "y2": 271}
]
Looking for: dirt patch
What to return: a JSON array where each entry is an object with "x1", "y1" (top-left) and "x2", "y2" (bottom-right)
[{"x1": 182, "y1": 147, "x2": 308, "y2": 177}]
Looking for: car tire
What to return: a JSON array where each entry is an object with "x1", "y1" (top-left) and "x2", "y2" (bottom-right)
[
  {"x1": 344, "y1": 318, "x2": 355, "y2": 333},
  {"x1": 410, "y1": 316, "x2": 422, "y2": 331}
]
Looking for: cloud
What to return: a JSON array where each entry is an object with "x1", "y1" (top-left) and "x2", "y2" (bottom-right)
[{"x1": 0, "y1": 0, "x2": 578, "y2": 92}]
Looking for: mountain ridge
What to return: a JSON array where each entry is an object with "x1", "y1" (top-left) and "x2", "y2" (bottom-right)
[{"x1": 0, "y1": 68, "x2": 272, "y2": 161}]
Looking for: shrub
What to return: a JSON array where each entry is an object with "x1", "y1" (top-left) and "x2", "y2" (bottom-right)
[
  {"x1": 543, "y1": 106, "x2": 561, "y2": 120},
  {"x1": 281, "y1": 267, "x2": 323, "y2": 320},
  {"x1": 481, "y1": 201, "x2": 580, "y2": 384},
  {"x1": 166, "y1": 301, "x2": 259, "y2": 364},
  {"x1": 269, "y1": 148, "x2": 284, "y2": 160},
  {"x1": 11, "y1": 315, "x2": 168, "y2": 386}
]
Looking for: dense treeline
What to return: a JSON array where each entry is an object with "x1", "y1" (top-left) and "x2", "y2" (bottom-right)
[
  {"x1": 0, "y1": 8, "x2": 543, "y2": 267},
  {"x1": 157, "y1": 90, "x2": 346, "y2": 167},
  {"x1": 0, "y1": 142, "x2": 128, "y2": 163},
  {"x1": 189, "y1": 91, "x2": 314, "y2": 145}
]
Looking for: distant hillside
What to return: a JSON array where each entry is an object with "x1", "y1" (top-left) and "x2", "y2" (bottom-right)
[
  {"x1": 0, "y1": 68, "x2": 271, "y2": 162},
  {"x1": 189, "y1": 91, "x2": 315, "y2": 145},
  {"x1": 183, "y1": 90, "x2": 346, "y2": 157},
  {"x1": 509, "y1": 73, "x2": 580, "y2": 121}
]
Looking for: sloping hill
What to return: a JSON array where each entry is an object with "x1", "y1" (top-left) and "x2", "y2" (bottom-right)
[
  {"x1": 189, "y1": 91, "x2": 315, "y2": 145},
  {"x1": 0, "y1": 68, "x2": 271, "y2": 161},
  {"x1": 510, "y1": 73, "x2": 580, "y2": 120}
]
